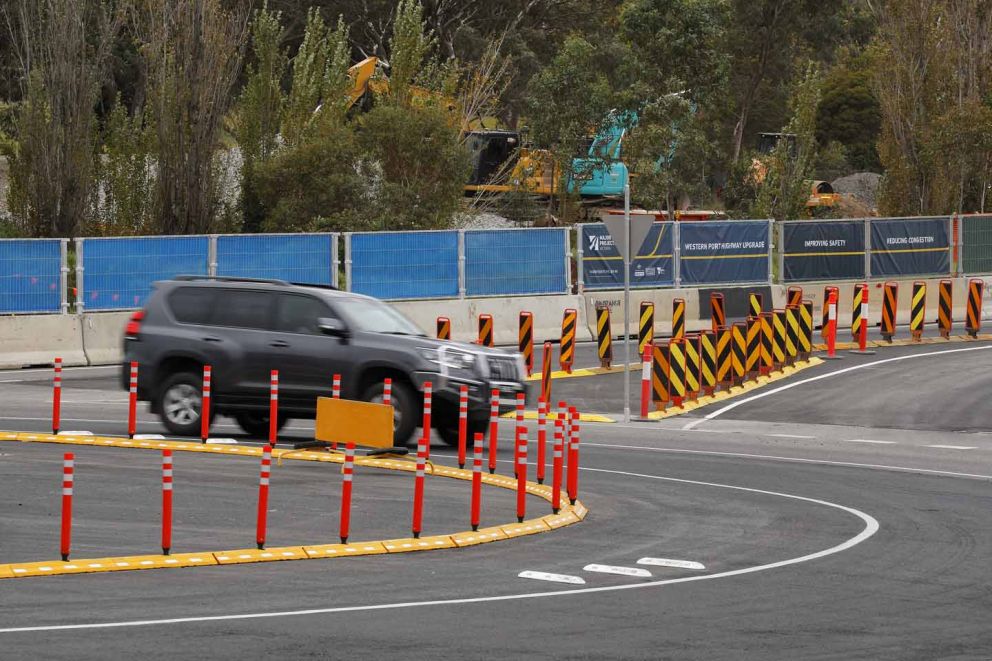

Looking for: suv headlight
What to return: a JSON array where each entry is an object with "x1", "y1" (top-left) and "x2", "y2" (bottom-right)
[{"x1": 419, "y1": 347, "x2": 476, "y2": 371}]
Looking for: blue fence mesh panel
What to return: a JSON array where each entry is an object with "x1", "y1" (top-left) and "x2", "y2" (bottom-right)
[
  {"x1": 350, "y1": 231, "x2": 459, "y2": 299},
  {"x1": 464, "y1": 229, "x2": 567, "y2": 296},
  {"x1": 0, "y1": 239, "x2": 62, "y2": 314},
  {"x1": 83, "y1": 236, "x2": 210, "y2": 310},
  {"x1": 217, "y1": 234, "x2": 334, "y2": 285}
]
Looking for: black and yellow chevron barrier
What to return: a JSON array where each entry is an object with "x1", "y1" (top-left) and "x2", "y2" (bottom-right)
[
  {"x1": 732, "y1": 322, "x2": 747, "y2": 386},
  {"x1": 966, "y1": 279, "x2": 984, "y2": 338},
  {"x1": 787, "y1": 286, "x2": 803, "y2": 308},
  {"x1": 760, "y1": 312, "x2": 774, "y2": 376},
  {"x1": 785, "y1": 305, "x2": 799, "y2": 365},
  {"x1": 851, "y1": 284, "x2": 865, "y2": 339},
  {"x1": 519, "y1": 311, "x2": 534, "y2": 375},
  {"x1": 911, "y1": 281, "x2": 926, "y2": 342},
  {"x1": 437, "y1": 316, "x2": 451, "y2": 340},
  {"x1": 773, "y1": 309, "x2": 787, "y2": 368},
  {"x1": 560, "y1": 308, "x2": 577, "y2": 372},
  {"x1": 937, "y1": 279, "x2": 953, "y2": 339},
  {"x1": 540, "y1": 341, "x2": 553, "y2": 404},
  {"x1": 684, "y1": 334, "x2": 701, "y2": 400},
  {"x1": 700, "y1": 330, "x2": 717, "y2": 396},
  {"x1": 822, "y1": 285, "x2": 838, "y2": 339},
  {"x1": 669, "y1": 338, "x2": 687, "y2": 408},
  {"x1": 799, "y1": 300, "x2": 813, "y2": 359},
  {"x1": 652, "y1": 343, "x2": 670, "y2": 410},
  {"x1": 672, "y1": 298, "x2": 686, "y2": 340},
  {"x1": 639, "y1": 302, "x2": 655, "y2": 356},
  {"x1": 710, "y1": 292, "x2": 725, "y2": 332},
  {"x1": 748, "y1": 292, "x2": 763, "y2": 318},
  {"x1": 881, "y1": 282, "x2": 898, "y2": 343},
  {"x1": 716, "y1": 326, "x2": 732, "y2": 386},
  {"x1": 595, "y1": 306, "x2": 612, "y2": 368},
  {"x1": 746, "y1": 316, "x2": 761, "y2": 376},
  {"x1": 478, "y1": 313, "x2": 494, "y2": 347}
]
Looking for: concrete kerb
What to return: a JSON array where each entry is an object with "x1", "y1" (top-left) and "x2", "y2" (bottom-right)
[
  {"x1": 0, "y1": 433, "x2": 586, "y2": 580},
  {"x1": 80, "y1": 311, "x2": 130, "y2": 365},
  {"x1": 0, "y1": 314, "x2": 86, "y2": 369}
]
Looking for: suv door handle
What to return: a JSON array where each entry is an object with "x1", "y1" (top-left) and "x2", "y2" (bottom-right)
[
  {"x1": 269, "y1": 340, "x2": 290, "y2": 348},
  {"x1": 203, "y1": 336, "x2": 222, "y2": 343}
]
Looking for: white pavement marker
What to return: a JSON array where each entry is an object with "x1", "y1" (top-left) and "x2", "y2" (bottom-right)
[
  {"x1": 518, "y1": 571, "x2": 585, "y2": 585},
  {"x1": 767, "y1": 434, "x2": 815, "y2": 439},
  {"x1": 57, "y1": 431, "x2": 93, "y2": 436},
  {"x1": 583, "y1": 564, "x2": 652, "y2": 578},
  {"x1": 636, "y1": 558, "x2": 706, "y2": 570},
  {"x1": 133, "y1": 434, "x2": 166, "y2": 440},
  {"x1": 926, "y1": 444, "x2": 976, "y2": 450},
  {"x1": 205, "y1": 438, "x2": 239, "y2": 445},
  {"x1": 844, "y1": 439, "x2": 896, "y2": 445}
]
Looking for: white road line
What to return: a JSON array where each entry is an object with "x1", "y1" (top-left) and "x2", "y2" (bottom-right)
[
  {"x1": 682, "y1": 344, "x2": 992, "y2": 431},
  {"x1": 926, "y1": 444, "x2": 977, "y2": 450},
  {"x1": 518, "y1": 571, "x2": 586, "y2": 585},
  {"x1": 583, "y1": 564, "x2": 652, "y2": 578},
  {"x1": 637, "y1": 558, "x2": 705, "y2": 570},
  {"x1": 844, "y1": 439, "x2": 896, "y2": 445},
  {"x1": 767, "y1": 434, "x2": 816, "y2": 439},
  {"x1": 0, "y1": 467, "x2": 880, "y2": 634}
]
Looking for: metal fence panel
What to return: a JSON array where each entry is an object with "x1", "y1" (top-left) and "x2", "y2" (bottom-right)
[
  {"x1": 869, "y1": 217, "x2": 949, "y2": 278},
  {"x1": 679, "y1": 220, "x2": 771, "y2": 285},
  {"x1": 464, "y1": 228, "x2": 568, "y2": 296},
  {"x1": 962, "y1": 214, "x2": 992, "y2": 274},
  {"x1": 350, "y1": 230, "x2": 459, "y2": 299},
  {"x1": 82, "y1": 236, "x2": 210, "y2": 310},
  {"x1": 0, "y1": 239, "x2": 63, "y2": 314},
  {"x1": 216, "y1": 233, "x2": 336, "y2": 285},
  {"x1": 579, "y1": 222, "x2": 675, "y2": 290},
  {"x1": 782, "y1": 220, "x2": 866, "y2": 281}
]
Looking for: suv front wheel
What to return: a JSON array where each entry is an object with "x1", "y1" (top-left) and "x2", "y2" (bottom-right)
[{"x1": 157, "y1": 371, "x2": 213, "y2": 437}]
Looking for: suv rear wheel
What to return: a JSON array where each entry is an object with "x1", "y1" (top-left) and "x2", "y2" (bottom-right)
[
  {"x1": 157, "y1": 371, "x2": 213, "y2": 437},
  {"x1": 235, "y1": 412, "x2": 288, "y2": 440},
  {"x1": 362, "y1": 379, "x2": 417, "y2": 446}
]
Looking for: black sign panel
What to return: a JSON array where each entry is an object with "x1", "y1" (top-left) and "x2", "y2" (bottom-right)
[
  {"x1": 870, "y1": 217, "x2": 950, "y2": 277},
  {"x1": 783, "y1": 221, "x2": 866, "y2": 281}
]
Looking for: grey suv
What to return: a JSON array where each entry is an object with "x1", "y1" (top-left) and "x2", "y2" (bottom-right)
[{"x1": 121, "y1": 276, "x2": 528, "y2": 444}]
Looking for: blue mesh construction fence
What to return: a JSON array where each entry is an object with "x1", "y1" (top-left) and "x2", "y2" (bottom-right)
[
  {"x1": 217, "y1": 234, "x2": 336, "y2": 285},
  {"x1": 0, "y1": 239, "x2": 62, "y2": 314},
  {"x1": 350, "y1": 231, "x2": 459, "y2": 299},
  {"x1": 464, "y1": 228, "x2": 568, "y2": 296}
]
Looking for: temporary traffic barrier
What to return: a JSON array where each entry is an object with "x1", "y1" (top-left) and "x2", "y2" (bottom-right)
[
  {"x1": 911, "y1": 281, "x2": 926, "y2": 342},
  {"x1": 411, "y1": 434, "x2": 427, "y2": 538},
  {"x1": 937, "y1": 279, "x2": 953, "y2": 338},
  {"x1": 710, "y1": 292, "x2": 725, "y2": 332},
  {"x1": 652, "y1": 343, "x2": 670, "y2": 410},
  {"x1": 851, "y1": 284, "x2": 866, "y2": 340},
  {"x1": 269, "y1": 370, "x2": 279, "y2": 446},
  {"x1": 732, "y1": 322, "x2": 747, "y2": 385},
  {"x1": 457, "y1": 385, "x2": 468, "y2": 469},
  {"x1": 256, "y1": 445, "x2": 272, "y2": 549},
  {"x1": 785, "y1": 306, "x2": 799, "y2": 365},
  {"x1": 759, "y1": 312, "x2": 774, "y2": 375},
  {"x1": 640, "y1": 344, "x2": 653, "y2": 418},
  {"x1": 567, "y1": 408, "x2": 580, "y2": 505},
  {"x1": 60, "y1": 452, "x2": 73, "y2": 561},
  {"x1": 773, "y1": 310, "x2": 787, "y2": 367},
  {"x1": 966, "y1": 279, "x2": 984, "y2": 337},
  {"x1": 422, "y1": 381, "x2": 433, "y2": 459},
  {"x1": 470, "y1": 432, "x2": 483, "y2": 530},
  {"x1": 161, "y1": 450, "x2": 173, "y2": 555},
  {"x1": 436, "y1": 316, "x2": 451, "y2": 340},
  {"x1": 552, "y1": 413, "x2": 564, "y2": 514},
  {"x1": 596, "y1": 305, "x2": 613, "y2": 368},
  {"x1": 788, "y1": 286, "x2": 803, "y2": 308},
  {"x1": 716, "y1": 326, "x2": 732, "y2": 387},
  {"x1": 881, "y1": 282, "x2": 898, "y2": 342},
  {"x1": 201, "y1": 365, "x2": 212, "y2": 443},
  {"x1": 519, "y1": 311, "x2": 534, "y2": 375},
  {"x1": 516, "y1": 412, "x2": 528, "y2": 523},
  {"x1": 478, "y1": 314, "x2": 494, "y2": 348},
  {"x1": 52, "y1": 357, "x2": 62, "y2": 435},
  {"x1": 826, "y1": 289, "x2": 839, "y2": 359},
  {"x1": 128, "y1": 361, "x2": 138, "y2": 438},
  {"x1": 822, "y1": 286, "x2": 839, "y2": 339},
  {"x1": 537, "y1": 398, "x2": 547, "y2": 484},
  {"x1": 639, "y1": 302, "x2": 655, "y2": 356},
  {"x1": 799, "y1": 300, "x2": 814, "y2": 358},
  {"x1": 340, "y1": 442, "x2": 355, "y2": 543},
  {"x1": 684, "y1": 334, "x2": 701, "y2": 400},
  {"x1": 560, "y1": 308, "x2": 577, "y2": 373},
  {"x1": 745, "y1": 317, "x2": 761, "y2": 377},
  {"x1": 748, "y1": 292, "x2": 763, "y2": 318},
  {"x1": 540, "y1": 341, "x2": 552, "y2": 404},
  {"x1": 672, "y1": 298, "x2": 686, "y2": 340},
  {"x1": 488, "y1": 389, "x2": 499, "y2": 474},
  {"x1": 700, "y1": 330, "x2": 717, "y2": 396},
  {"x1": 669, "y1": 338, "x2": 686, "y2": 408}
]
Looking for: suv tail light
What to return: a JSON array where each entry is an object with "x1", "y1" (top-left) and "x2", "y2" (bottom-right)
[{"x1": 125, "y1": 310, "x2": 145, "y2": 339}]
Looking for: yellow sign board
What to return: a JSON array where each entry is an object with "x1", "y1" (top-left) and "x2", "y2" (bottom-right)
[{"x1": 315, "y1": 397, "x2": 394, "y2": 449}]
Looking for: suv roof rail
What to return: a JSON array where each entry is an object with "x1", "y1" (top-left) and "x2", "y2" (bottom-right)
[
  {"x1": 173, "y1": 275, "x2": 290, "y2": 285},
  {"x1": 289, "y1": 281, "x2": 339, "y2": 291}
]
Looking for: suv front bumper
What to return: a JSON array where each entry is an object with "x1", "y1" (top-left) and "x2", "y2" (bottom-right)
[{"x1": 411, "y1": 371, "x2": 528, "y2": 417}]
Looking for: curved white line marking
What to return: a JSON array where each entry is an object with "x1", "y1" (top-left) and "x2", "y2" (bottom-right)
[
  {"x1": 682, "y1": 344, "x2": 992, "y2": 430},
  {"x1": 0, "y1": 469, "x2": 879, "y2": 634}
]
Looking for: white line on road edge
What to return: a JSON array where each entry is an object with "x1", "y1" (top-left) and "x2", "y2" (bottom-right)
[
  {"x1": 518, "y1": 571, "x2": 586, "y2": 585},
  {"x1": 583, "y1": 564, "x2": 652, "y2": 578},
  {"x1": 0, "y1": 467, "x2": 879, "y2": 634},
  {"x1": 844, "y1": 439, "x2": 896, "y2": 445},
  {"x1": 926, "y1": 444, "x2": 977, "y2": 450},
  {"x1": 767, "y1": 434, "x2": 816, "y2": 440},
  {"x1": 637, "y1": 558, "x2": 706, "y2": 570},
  {"x1": 681, "y1": 345, "x2": 992, "y2": 431}
]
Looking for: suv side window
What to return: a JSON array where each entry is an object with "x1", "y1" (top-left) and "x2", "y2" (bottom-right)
[
  {"x1": 209, "y1": 290, "x2": 275, "y2": 330},
  {"x1": 276, "y1": 294, "x2": 335, "y2": 335},
  {"x1": 168, "y1": 287, "x2": 217, "y2": 325}
]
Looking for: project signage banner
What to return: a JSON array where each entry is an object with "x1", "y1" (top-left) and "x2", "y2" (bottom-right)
[
  {"x1": 581, "y1": 222, "x2": 675, "y2": 289},
  {"x1": 870, "y1": 217, "x2": 950, "y2": 277},
  {"x1": 782, "y1": 220, "x2": 866, "y2": 281},
  {"x1": 679, "y1": 221, "x2": 770, "y2": 285}
]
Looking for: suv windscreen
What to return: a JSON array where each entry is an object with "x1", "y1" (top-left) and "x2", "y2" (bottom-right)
[
  {"x1": 276, "y1": 294, "x2": 335, "y2": 334},
  {"x1": 168, "y1": 287, "x2": 217, "y2": 325},
  {"x1": 337, "y1": 296, "x2": 426, "y2": 336},
  {"x1": 208, "y1": 290, "x2": 275, "y2": 330}
]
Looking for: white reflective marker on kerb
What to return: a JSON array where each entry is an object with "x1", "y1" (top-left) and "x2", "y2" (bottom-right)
[
  {"x1": 636, "y1": 558, "x2": 706, "y2": 570},
  {"x1": 518, "y1": 571, "x2": 585, "y2": 585},
  {"x1": 583, "y1": 564, "x2": 652, "y2": 578}
]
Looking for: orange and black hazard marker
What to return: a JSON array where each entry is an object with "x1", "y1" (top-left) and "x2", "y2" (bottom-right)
[
  {"x1": 851, "y1": 284, "x2": 866, "y2": 340},
  {"x1": 966, "y1": 279, "x2": 984, "y2": 338},
  {"x1": 822, "y1": 286, "x2": 839, "y2": 339},
  {"x1": 560, "y1": 308, "x2": 577, "y2": 372},
  {"x1": 436, "y1": 316, "x2": 451, "y2": 340},
  {"x1": 700, "y1": 330, "x2": 717, "y2": 396},
  {"x1": 773, "y1": 309, "x2": 787, "y2": 368},
  {"x1": 910, "y1": 281, "x2": 926, "y2": 342},
  {"x1": 745, "y1": 316, "x2": 761, "y2": 377},
  {"x1": 748, "y1": 292, "x2": 763, "y2": 318},
  {"x1": 785, "y1": 305, "x2": 799, "y2": 365},
  {"x1": 596, "y1": 305, "x2": 613, "y2": 368},
  {"x1": 672, "y1": 298, "x2": 686, "y2": 340},
  {"x1": 799, "y1": 300, "x2": 813, "y2": 358},
  {"x1": 651, "y1": 343, "x2": 670, "y2": 411},
  {"x1": 881, "y1": 282, "x2": 898, "y2": 343},
  {"x1": 639, "y1": 302, "x2": 655, "y2": 356},
  {"x1": 518, "y1": 311, "x2": 534, "y2": 375},
  {"x1": 716, "y1": 326, "x2": 732, "y2": 386},
  {"x1": 669, "y1": 338, "x2": 686, "y2": 408},
  {"x1": 540, "y1": 341, "x2": 553, "y2": 404},
  {"x1": 478, "y1": 313, "x2": 494, "y2": 347},
  {"x1": 759, "y1": 312, "x2": 774, "y2": 375},
  {"x1": 787, "y1": 286, "x2": 803, "y2": 308},
  {"x1": 732, "y1": 322, "x2": 747, "y2": 385},
  {"x1": 684, "y1": 334, "x2": 701, "y2": 400},
  {"x1": 710, "y1": 292, "x2": 725, "y2": 332},
  {"x1": 937, "y1": 279, "x2": 953, "y2": 339}
]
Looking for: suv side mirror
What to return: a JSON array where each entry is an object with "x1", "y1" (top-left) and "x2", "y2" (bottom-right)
[{"x1": 317, "y1": 317, "x2": 350, "y2": 339}]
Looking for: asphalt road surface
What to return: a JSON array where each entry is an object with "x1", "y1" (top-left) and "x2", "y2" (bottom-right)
[{"x1": 1, "y1": 342, "x2": 990, "y2": 660}]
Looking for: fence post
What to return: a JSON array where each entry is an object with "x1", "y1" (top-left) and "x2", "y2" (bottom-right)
[
  {"x1": 344, "y1": 232, "x2": 352, "y2": 292},
  {"x1": 957, "y1": 215, "x2": 965, "y2": 276},
  {"x1": 74, "y1": 238, "x2": 85, "y2": 315},
  {"x1": 673, "y1": 222, "x2": 682, "y2": 288},
  {"x1": 331, "y1": 233, "x2": 340, "y2": 288},
  {"x1": 767, "y1": 219, "x2": 774, "y2": 285},
  {"x1": 777, "y1": 222, "x2": 785, "y2": 285},
  {"x1": 208, "y1": 235, "x2": 218, "y2": 277},
  {"x1": 457, "y1": 229, "x2": 466, "y2": 299},
  {"x1": 60, "y1": 239, "x2": 69, "y2": 314},
  {"x1": 864, "y1": 218, "x2": 872, "y2": 280},
  {"x1": 575, "y1": 225, "x2": 585, "y2": 293},
  {"x1": 562, "y1": 227, "x2": 572, "y2": 294}
]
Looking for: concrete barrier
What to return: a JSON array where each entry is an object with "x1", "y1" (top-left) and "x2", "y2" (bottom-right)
[
  {"x1": 81, "y1": 311, "x2": 129, "y2": 365},
  {"x1": 0, "y1": 314, "x2": 86, "y2": 369}
]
